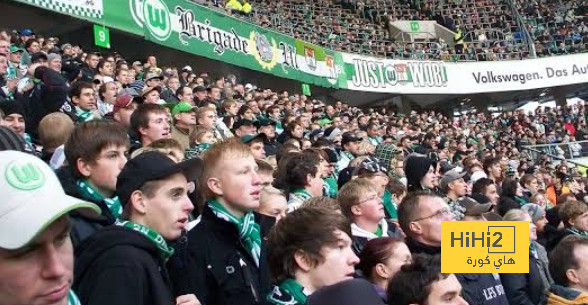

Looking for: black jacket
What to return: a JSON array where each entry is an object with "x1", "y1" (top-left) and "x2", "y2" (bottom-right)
[
  {"x1": 170, "y1": 205, "x2": 274, "y2": 305},
  {"x1": 405, "y1": 237, "x2": 441, "y2": 255},
  {"x1": 498, "y1": 196, "x2": 521, "y2": 216},
  {"x1": 546, "y1": 228, "x2": 577, "y2": 253},
  {"x1": 499, "y1": 248, "x2": 551, "y2": 305},
  {"x1": 25, "y1": 67, "x2": 73, "y2": 140},
  {"x1": 56, "y1": 167, "x2": 117, "y2": 249},
  {"x1": 263, "y1": 138, "x2": 280, "y2": 157},
  {"x1": 456, "y1": 273, "x2": 509, "y2": 305},
  {"x1": 80, "y1": 64, "x2": 95, "y2": 82},
  {"x1": 74, "y1": 226, "x2": 175, "y2": 305}
]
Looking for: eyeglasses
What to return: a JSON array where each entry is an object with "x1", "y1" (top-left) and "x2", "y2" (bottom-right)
[
  {"x1": 357, "y1": 195, "x2": 381, "y2": 205},
  {"x1": 411, "y1": 207, "x2": 451, "y2": 222}
]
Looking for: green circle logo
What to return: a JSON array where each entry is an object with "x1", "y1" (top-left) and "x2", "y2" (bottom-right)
[
  {"x1": 5, "y1": 161, "x2": 46, "y2": 191},
  {"x1": 129, "y1": 0, "x2": 145, "y2": 28},
  {"x1": 142, "y1": 0, "x2": 172, "y2": 41}
]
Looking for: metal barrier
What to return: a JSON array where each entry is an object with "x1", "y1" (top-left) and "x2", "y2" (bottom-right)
[{"x1": 522, "y1": 140, "x2": 588, "y2": 162}]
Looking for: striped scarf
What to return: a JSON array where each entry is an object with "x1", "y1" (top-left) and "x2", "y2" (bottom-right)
[
  {"x1": 117, "y1": 221, "x2": 175, "y2": 260},
  {"x1": 208, "y1": 199, "x2": 261, "y2": 266},
  {"x1": 267, "y1": 278, "x2": 308, "y2": 305},
  {"x1": 76, "y1": 179, "x2": 122, "y2": 219},
  {"x1": 68, "y1": 290, "x2": 81, "y2": 305},
  {"x1": 567, "y1": 227, "x2": 588, "y2": 237},
  {"x1": 75, "y1": 107, "x2": 95, "y2": 123},
  {"x1": 291, "y1": 189, "x2": 312, "y2": 201}
]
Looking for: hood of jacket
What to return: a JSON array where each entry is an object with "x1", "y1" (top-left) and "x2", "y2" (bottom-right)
[
  {"x1": 351, "y1": 219, "x2": 389, "y2": 239},
  {"x1": 548, "y1": 285, "x2": 588, "y2": 305},
  {"x1": 74, "y1": 225, "x2": 162, "y2": 282},
  {"x1": 56, "y1": 166, "x2": 115, "y2": 224},
  {"x1": 405, "y1": 154, "x2": 435, "y2": 191}
]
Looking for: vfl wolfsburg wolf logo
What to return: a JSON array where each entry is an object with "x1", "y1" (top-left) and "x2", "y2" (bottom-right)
[
  {"x1": 5, "y1": 161, "x2": 46, "y2": 191},
  {"x1": 130, "y1": 0, "x2": 172, "y2": 41}
]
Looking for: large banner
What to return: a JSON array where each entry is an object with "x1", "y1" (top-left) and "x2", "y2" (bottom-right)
[
  {"x1": 342, "y1": 52, "x2": 588, "y2": 94},
  {"x1": 137, "y1": 0, "x2": 345, "y2": 88},
  {"x1": 15, "y1": 0, "x2": 143, "y2": 35},
  {"x1": 13, "y1": 0, "x2": 346, "y2": 88},
  {"x1": 22, "y1": 0, "x2": 104, "y2": 18},
  {"x1": 10, "y1": 0, "x2": 588, "y2": 94}
]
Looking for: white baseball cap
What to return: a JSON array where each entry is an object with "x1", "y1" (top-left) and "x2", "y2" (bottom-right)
[
  {"x1": 470, "y1": 170, "x2": 488, "y2": 183},
  {"x1": 0, "y1": 151, "x2": 101, "y2": 250}
]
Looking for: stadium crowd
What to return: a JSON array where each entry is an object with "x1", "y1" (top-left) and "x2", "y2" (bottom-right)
[
  {"x1": 3, "y1": 20, "x2": 588, "y2": 305},
  {"x1": 208, "y1": 0, "x2": 588, "y2": 61}
]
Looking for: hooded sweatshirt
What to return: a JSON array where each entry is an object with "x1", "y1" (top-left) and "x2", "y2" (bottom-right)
[
  {"x1": 73, "y1": 226, "x2": 175, "y2": 305},
  {"x1": 405, "y1": 154, "x2": 435, "y2": 192},
  {"x1": 26, "y1": 66, "x2": 74, "y2": 139},
  {"x1": 56, "y1": 167, "x2": 117, "y2": 249},
  {"x1": 351, "y1": 219, "x2": 390, "y2": 254}
]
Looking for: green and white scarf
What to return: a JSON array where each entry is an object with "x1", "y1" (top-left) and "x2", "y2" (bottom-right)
[
  {"x1": 340, "y1": 150, "x2": 355, "y2": 162},
  {"x1": 267, "y1": 279, "x2": 308, "y2": 305},
  {"x1": 291, "y1": 189, "x2": 312, "y2": 201},
  {"x1": 208, "y1": 199, "x2": 261, "y2": 266},
  {"x1": 566, "y1": 227, "x2": 588, "y2": 237},
  {"x1": 184, "y1": 143, "x2": 211, "y2": 160},
  {"x1": 529, "y1": 241, "x2": 538, "y2": 259},
  {"x1": 117, "y1": 221, "x2": 175, "y2": 260},
  {"x1": 323, "y1": 176, "x2": 338, "y2": 198},
  {"x1": 23, "y1": 133, "x2": 33, "y2": 146},
  {"x1": 75, "y1": 106, "x2": 95, "y2": 123},
  {"x1": 68, "y1": 290, "x2": 81, "y2": 305},
  {"x1": 76, "y1": 179, "x2": 122, "y2": 219}
]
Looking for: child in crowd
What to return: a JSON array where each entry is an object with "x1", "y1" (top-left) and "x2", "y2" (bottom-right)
[{"x1": 185, "y1": 125, "x2": 216, "y2": 159}]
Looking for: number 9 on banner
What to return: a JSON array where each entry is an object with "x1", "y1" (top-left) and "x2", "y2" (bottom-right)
[{"x1": 93, "y1": 25, "x2": 111, "y2": 49}]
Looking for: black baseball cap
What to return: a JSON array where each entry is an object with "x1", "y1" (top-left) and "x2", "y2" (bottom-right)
[
  {"x1": 31, "y1": 52, "x2": 48, "y2": 63},
  {"x1": 116, "y1": 151, "x2": 201, "y2": 206},
  {"x1": 233, "y1": 119, "x2": 255, "y2": 130},
  {"x1": 322, "y1": 148, "x2": 339, "y2": 163},
  {"x1": 194, "y1": 85, "x2": 207, "y2": 92},
  {"x1": 341, "y1": 132, "x2": 362, "y2": 146}
]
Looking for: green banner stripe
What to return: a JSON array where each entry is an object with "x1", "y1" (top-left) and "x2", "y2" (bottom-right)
[{"x1": 12, "y1": 0, "x2": 347, "y2": 89}]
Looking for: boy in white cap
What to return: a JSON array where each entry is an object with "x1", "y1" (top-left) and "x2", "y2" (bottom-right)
[{"x1": 0, "y1": 150, "x2": 101, "y2": 305}]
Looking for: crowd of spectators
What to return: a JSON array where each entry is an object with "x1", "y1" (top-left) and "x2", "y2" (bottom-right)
[
  {"x1": 519, "y1": 0, "x2": 588, "y2": 56},
  {"x1": 4, "y1": 24, "x2": 588, "y2": 305},
  {"x1": 200, "y1": 0, "x2": 588, "y2": 61}
]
